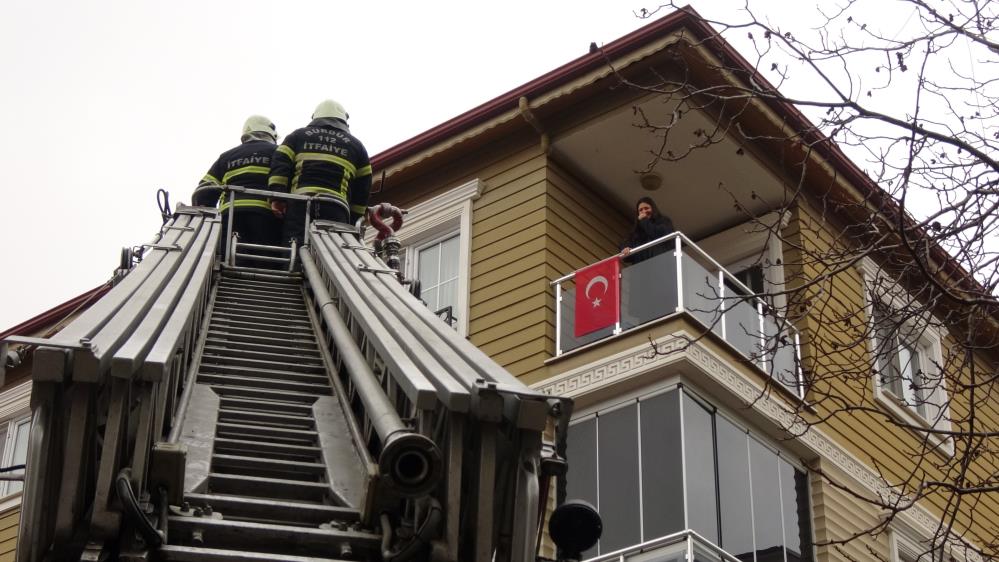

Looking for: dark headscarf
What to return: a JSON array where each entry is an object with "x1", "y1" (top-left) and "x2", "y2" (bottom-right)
[{"x1": 621, "y1": 196, "x2": 675, "y2": 264}]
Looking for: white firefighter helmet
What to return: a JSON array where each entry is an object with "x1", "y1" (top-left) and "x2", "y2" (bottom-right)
[
  {"x1": 242, "y1": 115, "x2": 277, "y2": 140},
  {"x1": 312, "y1": 99, "x2": 349, "y2": 122}
]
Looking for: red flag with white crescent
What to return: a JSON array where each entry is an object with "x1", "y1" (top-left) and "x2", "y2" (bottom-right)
[{"x1": 574, "y1": 257, "x2": 621, "y2": 337}]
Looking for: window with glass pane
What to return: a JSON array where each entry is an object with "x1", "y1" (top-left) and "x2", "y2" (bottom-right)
[
  {"x1": 872, "y1": 302, "x2": 932, "y2": 419},
  {"x1": 716, "y1": 416, "x2": 753, "y2": 561},
  {"x1": 893, "y1": 533, "x2": 943, "y2": 562},
  {"x1": 598, "y1": 403, "x2": 641, "y2": 553},
  {"x1": 566, "y1": 388, "x2": 813, "y2": 562},
  {"x1": 640, "y1": 391, "x2": 684, "y2": 542},
  {"x1": 417, "y1": 234, "x2": 460, "y2": 328},
  {"x1": 0, "y1": 417, "x2": 30, "y2": 496},
  {"x1": 683, "y1": 394, "x2": 718, "y2": 545}
]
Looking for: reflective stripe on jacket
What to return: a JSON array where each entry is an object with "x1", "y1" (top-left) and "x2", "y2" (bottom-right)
[
  {"x1": 194, "y1": 139, "x2": 277, "y2": 213},
  {"x1": 268, "y1": 118, "x2": 371, "y2": 221}
]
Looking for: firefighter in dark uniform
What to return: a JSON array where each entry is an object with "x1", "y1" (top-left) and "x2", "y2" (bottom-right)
[
  {"x1": 193, "y1": 115, "x2": 281, "y2": 264},
  {"x1": 268, "y1": 99, "x2": 371, "y2": 244}
]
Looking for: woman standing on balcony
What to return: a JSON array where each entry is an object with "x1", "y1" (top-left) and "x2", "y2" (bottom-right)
[{"x1": 620, "y1": 196, "x2": 675, "y2": 264}]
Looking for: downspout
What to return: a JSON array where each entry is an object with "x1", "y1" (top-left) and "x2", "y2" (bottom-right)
[{"x1": 518, "y1": 97, "x2": 550, "y2": 154}]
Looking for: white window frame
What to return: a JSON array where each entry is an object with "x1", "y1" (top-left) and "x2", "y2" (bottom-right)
[
  {"x1": 411, "y1": 232, "x2": 463, "y2": 330},
  {"x1": 859, "y1": 259, "x2": 953, "y2": 456},
  {"x1": 0, "y1": 380, "x2": 32, "y2": 510},
  {"x1": 0, "y1": 415, "x2": 30, "y2": 497},
  {"x1": 890, "y1": 527, "x2": 950, "y2": 562},
  {"x1": 365, "y1": 179, "x2": 482, "y2": 337}
]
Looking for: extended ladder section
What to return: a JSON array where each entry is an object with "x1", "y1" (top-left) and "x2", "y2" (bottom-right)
[
  {"x1": 161, "y1": 271, "x2": 377, "y2": 561},
  {"x1": 8, "y1": 206, "x2": 572, "y2": 562}
]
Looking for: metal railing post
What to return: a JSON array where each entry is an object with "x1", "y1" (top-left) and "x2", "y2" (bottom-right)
[
  {"x1": 757, "y1": 300, "x2": 767, "y2": 372},
  {"x1": 614, "y1": 265, "x2": 622, "y2": 335},
  {"x1": 555, "y1": 282, "x2": 563, "y2": 356},
  {"x1": 718, "y1": 270, "x2": 726, "y2": 339},
  {"x1": 795, "y1": 331, "x2": 804, "y2": 398},
  {"x1": 225, "y1": 190, "x2": 235, "y2": 262},
  {"x1": 303, "y1": 198, "x2": 313, "y2": 246},
  {"x1": 675, "y1": 236, "x2": 684, "y2": 313}
]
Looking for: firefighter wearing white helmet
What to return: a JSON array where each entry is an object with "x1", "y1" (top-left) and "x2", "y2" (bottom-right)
[
  {"x1": 312, "y1": 99, "x2": 348, "y2": 122},
  {"x1": 268, "y1": 99, "x2": 371, "y2": 244},
  {"x1": 193, "y1": 115, "x2": 282, "y2": 265}
]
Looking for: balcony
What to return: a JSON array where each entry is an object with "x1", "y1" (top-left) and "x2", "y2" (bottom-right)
[
  {"x1": 585, "y1": 530, "x2": 750, "y2": 562},
  {"x1": 552, "y1": 232, "x2": 804, "y2": 399}
]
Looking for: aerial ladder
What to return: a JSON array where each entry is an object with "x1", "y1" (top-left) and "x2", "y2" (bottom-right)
[{"x1": 1, "y1": 189, "x2": 600, "y2": 562}]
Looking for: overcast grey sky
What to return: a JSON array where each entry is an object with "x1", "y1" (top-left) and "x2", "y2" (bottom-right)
[{"x1": 0, "y1": 0, "x2": 837, "y2": 330}]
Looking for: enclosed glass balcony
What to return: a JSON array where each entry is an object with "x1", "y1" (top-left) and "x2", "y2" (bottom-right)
[{"x1": 552, "y1": 232, "x2": 804, "y2": 399}]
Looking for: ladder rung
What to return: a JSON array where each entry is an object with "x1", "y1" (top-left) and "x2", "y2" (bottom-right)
[
  {"x1": 166, "y1": 513, "x2": 378, "y2": 553},
  {"x1": 215, "y1": 285, "x2": 305, "y2": 306},
  {"x1": 182, "y1": 492, "x2": 359, "y2": 526},
  {"x1": 218, "y1": 396, "x2": 314, "y2": 416},
  {"x1": 207, "y1": 326, "x2": 316, "y2": 345},
  {"x1": 199, "y1": 373, "x2": 332, "y2": 396},
  {"x1": 207, "y1": 385, "x2": 320, "y2": 405},
  {"x1": 209, "y1": 318, "x2": 313, "y2": 336},
  {"x1": 215, "y1": 423, "x2": 318, "y2": 448},
  {"x1": 199, "y1": 363, "x2": 328, "y2": 382},
  {"x1": 213, "y1": 437, "x2": 321, "y2": 463},
  {"x1": 218, "y1": 281, "x2": 300, "y2": 297},
  {"x1": 212, "y1": 310, "x2": 311, "y2": 328},
  {"x1": 205, "y1": 337, "x2": 321, "y2": 357},
  {"x1": 213, "y1": 306, "x2": 310, "y2": 323},
  {"x1": 158, "y1": 544, "x2": 350, "y2": 562},
  {"x1": 212, "y1": 453, "x2": 326, "y2": 475},
  {"x1": 217, "y1": 408, "x2": 314, "y2": 430},
  {"x1": 206, "y1": 473, "x2": 332, "y2": 503},
  {"x1": 202, "y1": 346, "x2": 323, "y2": 367},
  {"x1": 200, "y1": 354, "x2": 326, "y2": 375},
  {"x1": 214, "y1": 296, "x2": 307, "y2": 312}
]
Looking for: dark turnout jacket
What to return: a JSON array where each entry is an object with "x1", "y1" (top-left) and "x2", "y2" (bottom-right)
[
  {"x1": 268, "y1": 118, "x2": 372, "y2": 222},
  {"x1": 620, "y1": 215, "x2": 675, "y2": 264},
  {"x1": 194, "y1": 139, "x2": 277, "y2": 213}
]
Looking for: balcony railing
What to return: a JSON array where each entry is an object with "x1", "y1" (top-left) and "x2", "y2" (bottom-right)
[
  {"x1": 552, "y1": 232, "x2": 804, "y2": 399},
  {"x1": 585, "y1": 529, "x2": 743, "y2": 562}
]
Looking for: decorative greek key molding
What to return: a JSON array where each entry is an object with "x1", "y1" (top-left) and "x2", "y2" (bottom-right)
[
  {"x1": 535, "y1": 331, "x2": 982, "y2": 561},
  {"x1": 537, "y1": 337, "x2": 685, "y2": 397}
]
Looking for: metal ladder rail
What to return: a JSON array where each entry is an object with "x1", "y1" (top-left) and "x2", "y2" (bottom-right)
[
  {"x1": 306, "y1": 221, "x2": 566, "y2": 562},
  {"x1": 11, "y1": 207, "x2": 221, "y2": 562}
]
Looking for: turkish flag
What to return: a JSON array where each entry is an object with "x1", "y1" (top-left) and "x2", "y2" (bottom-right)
[{"x1": 574, "y1": 257, "x2": 621, "y2": 337}]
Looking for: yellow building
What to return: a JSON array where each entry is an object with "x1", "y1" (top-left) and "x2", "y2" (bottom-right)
[{"x1": 364, "y1": 8, "x2": 994, "y2": 562}]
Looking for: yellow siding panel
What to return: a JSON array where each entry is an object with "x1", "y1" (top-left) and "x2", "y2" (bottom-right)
[
  {"x1": 0, "y1": 507, "x2": 17, "y2": 560},
  {"x1": 475, "y1": 319, "x2": 549, "y2": 354},
  {"x1": 470, "y1": 252, "x2": 548, "y2": 295},
  {"x1": 472, "y1": 222, "x2": 547, "y2": 266},
  {"x1": 472, "y1": 208, "x2": 547, "y2": 251},
  {"x1": 471, "y1": 278, "x2": 550, "y2": 319},
  {"x1": 0, "y1": 511, "x2": 16, "y2": 532},
  {"x1": 473, "y1": 195, "x2": 548, "y2": 237},
  {"x1": 469, "y1": 293, "x2": 549, "y2": 335},
  {"x1": 474, "y1": 173, "x2": 547, "y2": 222},
  {"x1": 466, "y1": 151, "x2": 551, "y2": 380}
]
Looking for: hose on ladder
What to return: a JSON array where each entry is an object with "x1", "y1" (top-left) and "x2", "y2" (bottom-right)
[
  {"x1": 115, "y1": 468, "x2": 163, "y2": 549},
  {"x1": 380, "y1": 498, "x2": 443, "y2": 562},
  {"x1": 157, "y1": 189, "x2": 172, "y2": 225}
]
